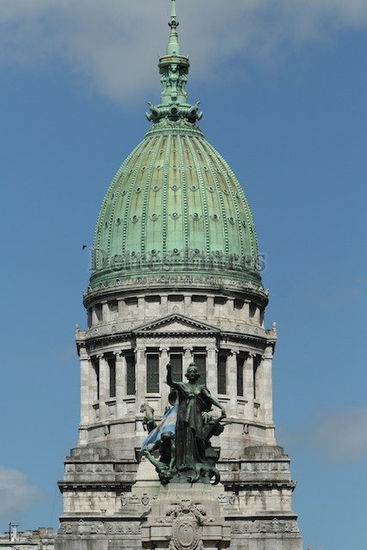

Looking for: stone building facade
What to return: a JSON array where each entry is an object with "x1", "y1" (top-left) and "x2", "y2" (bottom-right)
[
  {"x1": 0, "y1": 528, "x2": 54, "y2": 550},
  {"x1": 55, "y1": 2, "x2": 303, "y2": 549}
]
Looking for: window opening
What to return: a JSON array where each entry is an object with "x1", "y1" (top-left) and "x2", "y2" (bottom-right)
[
  {"x1": 146, "y1": 353, "x2": 160, "y2": 393},
  {"x1": 126, "y1": 355, "x2": 136, "y2": 395}
]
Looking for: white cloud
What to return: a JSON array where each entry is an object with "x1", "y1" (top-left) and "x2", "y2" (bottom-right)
[
  {"x1": 0, "y1": 467, "x2": 41, "y2": 518},
  {"x1": 0, "y1": 0, "x2": 367, "y2": 102},
  {"x1": 312, "y1": 406, "x2": 367, "y2": 460},
  {"x1": 280, "y1": 405, "x2": 367, "y2": 461}
]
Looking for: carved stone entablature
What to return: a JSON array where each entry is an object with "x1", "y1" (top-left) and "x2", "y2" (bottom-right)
[
  {"x1": 84, "y1": 273, "x2": 267, "y2": 306},
  {"x1": 221, "y1": 480, "x2": 296, "y2": 492},
  {"x1": 231, "y1": 519, "x2": 300, "y2": 535},
  {"x1": 58, "y1": 520, "x2": 141, "y2": 537},
  {"x1": 84, "y1": 312, "x2": 270, "y2": 350},
  {"x1": 240, "y1": 461, "x2": 291, "y2": 474},
  {"x1": 217, "y1": 493, "x2": 236, "y2": 506},
  {"x1": 57, "y1": 481, "x2": 129, "y2": 492}
]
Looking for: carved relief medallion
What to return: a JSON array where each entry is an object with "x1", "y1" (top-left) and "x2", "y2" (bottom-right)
[{"x1": 168, "y1": 501, "x2": 205, "y2": 550}]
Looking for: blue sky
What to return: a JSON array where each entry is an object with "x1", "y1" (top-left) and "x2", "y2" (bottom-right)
[{"x1": 0, "y1": 1, "x2": 366, "y2": 549}]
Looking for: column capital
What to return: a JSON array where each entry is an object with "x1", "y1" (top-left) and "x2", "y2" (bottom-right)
[
  {"x1": 206, "y1": 346, "x2": 218, "y2": 352},
  {"x1": 97, "y1": 353, "x2": 105, "y2": 360},
  {"x1": 113, "y1": 350, "x2": 124, "y2": 358},
  {"x1": 263, "y1": 347, "x2": 273, "y2": 359},
  {"x1": 159, "y1": 346, "x2": 170, "y2": 353},
  {"x1": 79, "y1": 346, "x2": 89, "y2": 360}
]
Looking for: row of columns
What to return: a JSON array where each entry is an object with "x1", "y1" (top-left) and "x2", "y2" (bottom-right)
[{"x1": 78, "y1": 343, "x2": 274, "y2": 445}]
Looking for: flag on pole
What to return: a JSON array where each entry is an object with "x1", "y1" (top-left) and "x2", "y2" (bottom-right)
[{"x1": 141, "y1": 405, "x2": 178, "y2": 451}]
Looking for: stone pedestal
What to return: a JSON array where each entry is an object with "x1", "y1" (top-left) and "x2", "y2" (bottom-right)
[{"x1": 141, "y1": 483, "x2": 231, "y2": 550}]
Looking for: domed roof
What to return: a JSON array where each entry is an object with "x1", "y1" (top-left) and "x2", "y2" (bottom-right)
[{"x1": 89, "y1": 1, "x2": 265, "y2": 299}]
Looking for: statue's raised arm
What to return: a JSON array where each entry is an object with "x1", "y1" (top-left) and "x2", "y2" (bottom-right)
[{"x1": 166, "y1": 363, "x2": 181, "y2": 390}]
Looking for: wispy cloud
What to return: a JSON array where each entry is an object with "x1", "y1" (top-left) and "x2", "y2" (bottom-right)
[
  {"x1": 312, "y1": 406, "x2": 367, "y2": 460},
  {"x1": 281, "y1": 405, "x2": 367, "y2": 461},
  {"x1": 0, "y1": 467, "x2": 41, "y2": 518},
  {"x1": 1, "y1": 0, "x2": 367, "y2": 102}
]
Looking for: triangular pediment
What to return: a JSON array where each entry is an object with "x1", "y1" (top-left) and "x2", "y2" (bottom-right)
[{"x1": 134, "y1": 313, "x2": 220, "y2": 335}]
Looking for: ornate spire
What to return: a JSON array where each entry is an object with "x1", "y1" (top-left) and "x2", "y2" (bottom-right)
[
  {"x1": 167, "y1": 0, "x2": 181, "y2": 56},
  {"x1": 146, "y1": 0, "x2": 202, "y2": 124}
]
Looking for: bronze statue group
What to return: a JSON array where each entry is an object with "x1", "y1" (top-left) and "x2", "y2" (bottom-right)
[{"x1": 142, "y1": 363, "x2": 226, "y2": 485}]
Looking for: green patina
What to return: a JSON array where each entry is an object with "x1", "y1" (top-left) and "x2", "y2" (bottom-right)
[{"x1": 90, "y1": 1, "x2": 262, "y2": 293}]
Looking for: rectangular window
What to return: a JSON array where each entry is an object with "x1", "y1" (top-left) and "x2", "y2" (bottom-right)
[
  {"x1": 236, "y1": 355, "x2": 245, "y2": 396},
  {"x1": 193, "y1": 353, "x2": 206, "y2": 385},
  {"x1": 170, "y1": 353, "x2": 183, "y2": 382},
  {"x1": 126, "y1": 355, "x2": 136, "y2": 395},
  {"x1": 146, "y1": 353, "x2": 160, "y2": 393},
  {"x1": 92, "y1": 357, "x2": 100, "y2": 400},
  {"x1": 108, "y1": 356, "x2": 116, "y2": 398},
  {"x1": 217, "y1": 355, "x2": 227, "y2": 395}
]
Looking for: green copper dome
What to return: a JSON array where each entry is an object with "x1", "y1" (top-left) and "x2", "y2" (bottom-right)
[{"x1": 89, "y1": 1, "x2": 264, "y2": 298}]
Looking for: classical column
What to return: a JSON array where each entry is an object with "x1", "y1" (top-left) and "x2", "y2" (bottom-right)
[
  {"x1": 78, "y1": 345, "x2": 90, "y2": 445},
  {"x1": 206, "y1": 346, "x2": 218, "y2": 395},
  {"x1": 254, "y1": 306, "x2": 261, "y2": 325},
  {"x1": 89, "y1": 355, "x2": 98, "y2": 411},
  {"x1": 114, "y1": 351, "x2": 126, "y2": 418},
  {"x1": 135, "y1": 345, "x2": 146, "y2": 410},
  {"x1": 98, "y1": 354, "x2": 109, "y2": 420},
  {"x1": 260, "y1": 344, "x2": 274, "y2": 425},
  {"x1": 102, "y1": 302, "x2": 109, "y2": 322},
  {"x1": 160, "y1": 347, "x2": 170, "y2": 414},
  {"x1": 227, "y1": 351, "x2": 238, "y2": 417},
  {"x1": 92, "y1": 307, "x2": 99, "y2": 325},
  {"x1": 244, "y1": 352, "x2": 255, "y2": 401},
  {"x1": 118, "y1": 299, "x2": 126, "y2": 321},
  {"x1": 243, "y1": 300, "x2": 250, "y2": 322}
]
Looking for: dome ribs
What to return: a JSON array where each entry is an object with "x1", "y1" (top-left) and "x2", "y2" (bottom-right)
[
  {"x1": 161, "y1": 134, "x2": 172, "y2": 257},
  {"x1": 140, "y1": 135, "x2": 164, "y2": 255},
  {"x1": 177, "y1": 134, "x2": 190, "y2": 258},
  {"x1": 121, "y1": 138, "x2": 152, "y2": 255},
  {"x1": 90, "y1": 123, "x2": 263, "y2": 291},
  {"x1": 196, "y1": 137, "x2": 230, "y2": 257},
  {"x1": 185, "y1": 135, "x2": 211, "y2": 255}
]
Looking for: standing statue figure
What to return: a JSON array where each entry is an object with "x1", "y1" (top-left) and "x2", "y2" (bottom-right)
[
  {"x1": 166, "y1": 362, "x2": 226, "y2": 483},
  {"x1": 140, "y1": 403, "x2": 157, "y2": 433}
]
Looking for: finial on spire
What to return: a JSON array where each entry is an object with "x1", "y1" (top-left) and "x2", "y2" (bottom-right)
[
  {"x1": 146, "y1": 0, "x2": 203, "y2": 124},
  {"x1": 167, "y1": 0, "x2": 181, "y2": 56},
  {"x1": 170, "y1": 0, "x2": 177, "y2": 25}
]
